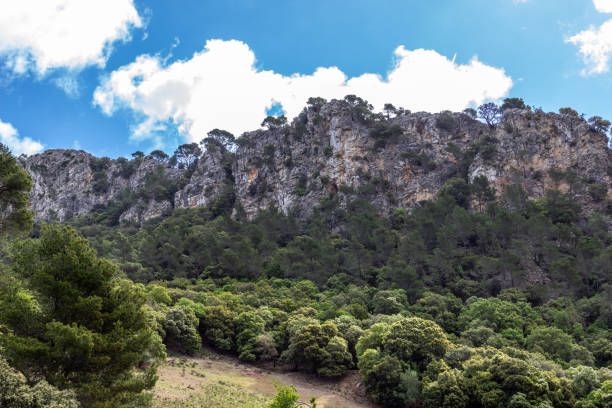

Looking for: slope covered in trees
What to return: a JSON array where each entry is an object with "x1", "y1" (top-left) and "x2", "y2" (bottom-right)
[
  {"x1": 67, "y1": 184, "x2": 611, "y2": 407},
  {"x1": 1, "y1": 96, "x2": 611, "y2": 407}
]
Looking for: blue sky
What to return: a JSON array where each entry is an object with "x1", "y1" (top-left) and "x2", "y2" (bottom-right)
[{"x1": 1, "y1": 0, "x2": 611, "y2": 157}]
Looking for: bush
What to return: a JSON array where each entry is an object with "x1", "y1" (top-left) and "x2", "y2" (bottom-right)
[
  {"x1": 0, "y1": 355, "x2": 79, "y2": 408},
  {"x1": 163, "y1": 305, "x2": 202, "y2": 355},
  {"x1": 369, "y1": 123, "x2": 402, "y2": 149},
  {"x1": 436, "y1": 111, "x2": 458, "y2": 132}
]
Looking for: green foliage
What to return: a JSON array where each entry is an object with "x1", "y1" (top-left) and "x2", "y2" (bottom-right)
[
  {"x1": 268, "y1": 384, "x2": 307, "y2": 408},
  {"x1": 356, "y1": 317, "x2": 449, "y2": 406},
  {"x1": 423, "y1": 348, "x2": 577, "y2": 408},
  {"x1": 435, "y1": 111, "x2": 458, "y2": 132},
  {"x1": 501, "y1": 97, "x2": 528, "y2": 111},
  {"x1": 0, "y1": 225, "x2": 164, "y2": 407},
  {"x1": 344, "y1": 95, "x2": 374, "y2": 124},
  {"x1": 200, "y1": 305, "x2": 236, "y2": 351},
  {"x1": 50, "y1": 167, "x2": 610, "y2": 406},
  {"x1": 202, "y1": 129, "x2": 236, "y2": 152},
  {"x1": 261, "y1": 116, "x2": 288, "y2": 129},
  {"x1": 0, "y1": 355, "x2": 79, "y2": 408},
  {"x1": 526, "y1": 327, "x2": 593, "y2": 366},
  {"x1": 0, "y1": 144, "x2": 33, "y2": 235},
  {"x1": 163, "y1": 305, "x2": 201, "y2": 355},
  {"x1": 281, "y1": 320, "x2": 352, "y2": 377},
  {"x1": 369, "y1": 122, "x2": 403, "y2": 149},
  {"x1": 92, "y1": 171, "x2": 110, "y2": 194},
  {"x1": 173, "y1": 143, "x2": 201, "y2": 169},
  {"x1": 440, "y1": 177, "x2": 471, "y2": 208},
  {"x1": 235, "y1": 311, "x2": 266, "y2": 362},
  {"x1": 587, "y1": 116, "x2": 611, "y2": 134}
]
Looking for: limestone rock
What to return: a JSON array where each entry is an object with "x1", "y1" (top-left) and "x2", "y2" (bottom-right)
[{"x1": 22, "y1": 100, "x2": 610, "y2": 224}]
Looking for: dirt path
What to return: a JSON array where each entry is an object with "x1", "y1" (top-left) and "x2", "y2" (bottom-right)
[{"x1": 154, "y1": 351, "x2": 378, "y2": 408}]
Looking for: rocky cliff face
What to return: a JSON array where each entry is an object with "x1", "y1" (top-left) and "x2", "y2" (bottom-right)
[
  {"x1": 22, "y1": 150, "x2": 184, "y2": 223},
  {"x1": 22, "y1": 99, "x2": 611, "y2": 224}
]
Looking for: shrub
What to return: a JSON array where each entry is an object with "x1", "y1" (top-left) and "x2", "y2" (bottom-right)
[
  {"x1": 0, "y1": 356, "x2": 79, "y2": 408},
  {"x1": 163, "y1": 305, "x2": 202, "y2": 355},
  {"x1": 436, "y1": 111, "x2": 458, "y2": 132}
]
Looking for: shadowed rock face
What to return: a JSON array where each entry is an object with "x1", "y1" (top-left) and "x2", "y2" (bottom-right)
[{"x1": 22, "y1": 99, "x2": 611, "y2": 224}]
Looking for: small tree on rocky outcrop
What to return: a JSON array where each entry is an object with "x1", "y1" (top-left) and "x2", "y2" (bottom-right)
[
  {"x1": 478, "y1": 102, "x2": 502, "y2": 128},
  {"x1": 149, "y1": 149, "x2": 169, "y2": 162},
  {"x1": 262, "y1": 116, "x2": 288, "y2": 130},
  {"x1": 202, "y1": 129, "x2": 236, "y2": 152},
  {"x1": 587, "y1": 116, "x2": 611, "y2": 135},
  {"x1": 174, "y1": 143, "x2": 202, "y2": 169},
  {"x1": 501, "y1": 97, "x2": 528, "y2": 111},
  {"x1": 559, "y1": 107, "x2": 583, "y2": 131}
]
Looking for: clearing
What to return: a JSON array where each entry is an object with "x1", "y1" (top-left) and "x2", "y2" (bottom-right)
[{"x1": 153, "y1": 350, "x2": 378, "y2": 408}]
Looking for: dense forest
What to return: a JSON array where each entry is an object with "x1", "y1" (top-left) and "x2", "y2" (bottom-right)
[{"x1": 0, "y1": 100, "x2": 611, "y2": 407}]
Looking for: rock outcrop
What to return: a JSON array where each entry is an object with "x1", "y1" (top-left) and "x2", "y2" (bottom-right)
[{"x1": 22, "y1": 99, "x2": 611, "y2": 224}]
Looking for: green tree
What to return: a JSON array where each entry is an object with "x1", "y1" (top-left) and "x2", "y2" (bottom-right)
[
  {"x1": 470, "y1": 175, "x2": 496, "y2": 212},
  {"x1": 149, "y1": 150, "x2": 168, "y2": 162},
  {"x1": 173, "y1": 143, "x2": 201, "y2": 169},
  {"x1": 383, "y1": 103, "x2": 397, "y2": 119},
  {"x1": 1, "y1": 225, "x2": 164, "y2": 407},
  {"x1": 587, "y1": 116, "x2": 611, "y2": 134},
  {"x1": 235, "y1": 311, "x2": 266, "y2": 362},
  {"x1": 478, "y1": 102, "x2": 501, "y2": 128},
  {"x1": 281, "y1": 321, "x2": 351, "y2": 377},
  {"x1": 261, "y1": 116, "x2": 288, "y2": 129},
  {"x1": 200, "y1": 305, "x2": 236, "y2": 351},
  {"x1": 526, "y1": 326, "x2": 593, "y2": 365},
  {"x1": 358, "y1": 349, "x2": 420, "y2": 407},
  {"x1": 501, "y1": 97, "x2": 527, "y2": 111},
  {"x1": 440, "y1": 177, "x2": 471, "y2": 209},
  {"x1": 163, "y1": 305, "x2": 201, "y2": 355},
  {"x1": 383, "y1": 317, "x2": 450, "y2": 369},
  {"x1": 0, "y1": 144, "x2": 33, "y2": 235},
  {"x1": 202, "y1": 129, "x2": 236, "y2": 151}
]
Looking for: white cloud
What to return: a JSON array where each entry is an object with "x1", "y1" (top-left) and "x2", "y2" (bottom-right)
[
  {"x1": 594, "y1": 0, "x2": 612, "y2": 13},
  {"x1": 568, "y1": 20, "x2": 612, "y2": 75},
  {"x1": 52, "y1": 75, "x2": 80, "y2": 98},
  {"x1": 567, "y1": 0, "x2": 612, "y2": 75},
  {"x1": 93, "y1": 39, "x2": 512, "y2": 144},
  {"x1": 0, "y1": 0, "x2": 142, "y2": 76},
  {"x1": 0, "y1": 118, "x2": 44, "y2": 156}
]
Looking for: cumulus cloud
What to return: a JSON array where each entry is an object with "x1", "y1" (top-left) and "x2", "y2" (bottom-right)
[
  {"x1": 0, "y1": 118, "x2": 44, "y2": 156},
  {"x1": 567, "y1": 0, "x2": 612, "y2": 75},
  {"x1": 0, "y1": 0, "x2": 142, "y2": 76},
  {"x1": 93, "y1": 39, "x2": 512, "y2": 144},
  {"x1": 568, "y1": 20, "x2": 612, "y2": 75},
  {"x1": 593, "y1": 0, "x2": 612, "y2": 13}
]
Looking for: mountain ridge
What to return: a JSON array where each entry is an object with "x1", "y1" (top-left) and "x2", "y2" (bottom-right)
[{"x1": 21, "y1": 98, "x2": 611, "y2": 224}]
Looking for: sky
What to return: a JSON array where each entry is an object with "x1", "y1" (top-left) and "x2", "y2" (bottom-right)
[{"x1": 1, "y1": 0, "x2": 612, "y2": 158}]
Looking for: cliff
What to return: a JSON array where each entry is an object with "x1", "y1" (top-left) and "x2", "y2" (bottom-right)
[{"x1": 22, "y1": 99, "x2": 611, "y2": 224}]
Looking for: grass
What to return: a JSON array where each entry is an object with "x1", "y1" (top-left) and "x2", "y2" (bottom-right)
[
  {"x1": 154, "y1": 382, "x2": 268, "y2": 408},
  {"x1": 152, "y1": 351, "x2": 374, "y2": 408}
]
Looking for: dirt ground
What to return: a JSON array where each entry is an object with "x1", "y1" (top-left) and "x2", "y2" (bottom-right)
[{"x1": 153, "y1": 350, "x2": 378, "y2": 408}]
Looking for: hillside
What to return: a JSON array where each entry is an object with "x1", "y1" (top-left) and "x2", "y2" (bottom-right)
[{"x1": 2, "y1": 98, "x2": 611, "y2": 408}]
